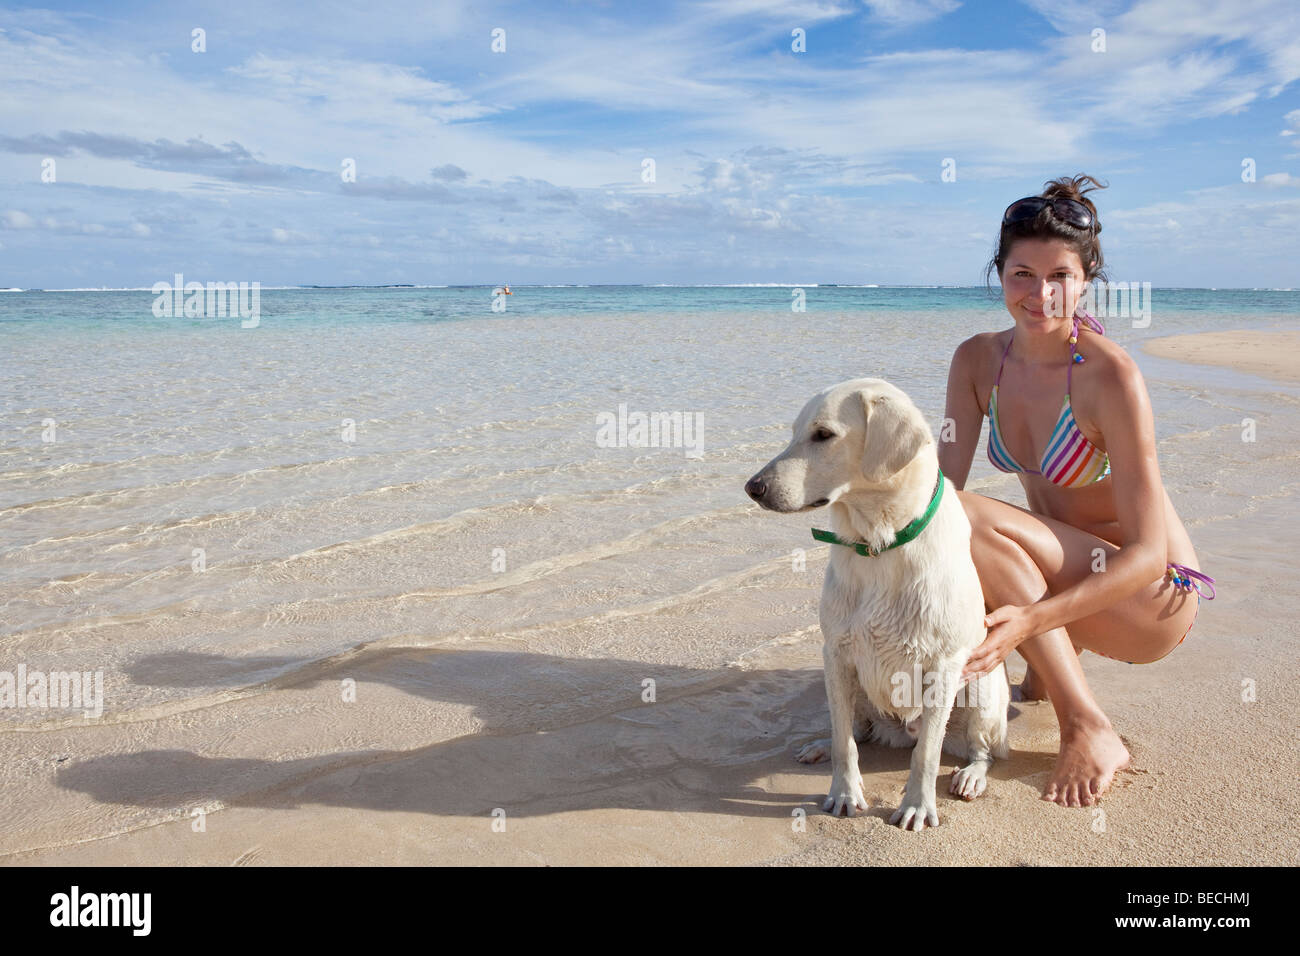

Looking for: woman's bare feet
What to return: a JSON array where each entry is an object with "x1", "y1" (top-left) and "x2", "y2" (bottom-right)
[{"x1": 1044, "y1": 713, "x2": 1131, "y2": 806}]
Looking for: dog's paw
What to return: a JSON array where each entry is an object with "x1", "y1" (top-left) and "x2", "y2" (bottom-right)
[
  {"x1": 889, "y1": 793, "x2": 940, "y2": 830},
  {"x1": 950, "y1": 760, "x2": 991, "y2": 801},
  {"x1": 796, "y1": 738, "x2": 831, "y2": 764},
  {"x1": 822, "y1": 774, "x2": 869, "y2": 817}
]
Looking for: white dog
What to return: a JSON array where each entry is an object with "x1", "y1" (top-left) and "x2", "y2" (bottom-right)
[{"x1": 745, "y1": 378, "x2": 1009, "y2": 830}]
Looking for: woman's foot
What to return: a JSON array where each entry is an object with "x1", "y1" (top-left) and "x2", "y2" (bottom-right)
[{"x1": 1043, "y1": 713, "x2": 1130, "y2": 806}]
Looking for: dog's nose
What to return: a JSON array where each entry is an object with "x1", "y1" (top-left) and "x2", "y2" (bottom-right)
[{"x1": 745, "y1": 476, "x2": 767, "y2": 501}]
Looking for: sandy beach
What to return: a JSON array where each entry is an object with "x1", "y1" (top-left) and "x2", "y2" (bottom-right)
[
  {"x1": 1142, "y1": 330, "x2": 1300, "y2": 384},
  {"x1": 2, "y1": 321, "x2": 1297, "y2": 867}
]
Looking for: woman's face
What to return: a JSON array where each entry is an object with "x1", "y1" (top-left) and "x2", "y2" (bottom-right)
[{"x1": 1000, "y1": 238, "x2": 1089, "y2": 327}]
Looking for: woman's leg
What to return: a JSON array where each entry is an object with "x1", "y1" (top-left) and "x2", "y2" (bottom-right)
[{"x1": 956, "y1": 490, "x2": 1198, "y2": 806}]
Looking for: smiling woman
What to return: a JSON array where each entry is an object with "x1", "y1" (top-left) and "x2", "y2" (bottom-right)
[{"x1": 940, "y1": 174, "x2": 1216, "y2": 811}]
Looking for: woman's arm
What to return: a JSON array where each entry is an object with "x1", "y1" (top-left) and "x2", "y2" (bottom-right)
[
  {"x1": 963, "y1": 350, "x2": 1169, "y2": 680},
  {"x1": 1021, "y1": 350, "x2": 1168, "y2": 635},
  {"x1": 939, "y1": 335, "x2": 985, "y2": 492}
]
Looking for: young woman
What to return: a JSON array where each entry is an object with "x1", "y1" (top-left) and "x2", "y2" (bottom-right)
[{"x1": 939, "y1": 175, "x2": 1215, "y2": 808}]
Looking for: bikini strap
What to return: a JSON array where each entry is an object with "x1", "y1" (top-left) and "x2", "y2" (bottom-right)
[
  {"x1": 1066, "y1": 311, "x2": 1103, "y2": 389},
  {"x1": 1079, "y1": 310, "x2": 1106, "y2": 336},
  {"x1": 1067, "y1": 315, "x2": 1079, "y2": 391},
  {"x1": 994, "y1": 329, "x2": 1015, "y2": 387},
  {"x1": 1168, "y1": 562, "x2": 1216, "y2": 600}
]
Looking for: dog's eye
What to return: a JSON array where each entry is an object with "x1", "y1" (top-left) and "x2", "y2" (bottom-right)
[{"x1": 811, "y1": 427, "x2": 836, "y2": 442}]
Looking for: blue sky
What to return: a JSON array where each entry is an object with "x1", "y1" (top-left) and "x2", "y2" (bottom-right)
[{"x1": 1, "y1": 0, "x2": 1298, "y2": 287}]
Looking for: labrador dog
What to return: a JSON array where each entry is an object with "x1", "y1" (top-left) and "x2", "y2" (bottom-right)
[{"x1": 745, "y1": 378, "x2": 1008, "y2": 830}]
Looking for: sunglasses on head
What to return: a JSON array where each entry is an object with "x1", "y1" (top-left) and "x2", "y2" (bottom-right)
[{"x1": 1002, "y1": 196, "x2": 1094, "y2": 230}]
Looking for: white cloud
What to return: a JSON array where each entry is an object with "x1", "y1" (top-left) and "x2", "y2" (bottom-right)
[
  {"x1": 228, "y1": 54, "x2": 496, "y2": 124},
  {"x1": 270, "y1": 227, "x2": 319, "y2": 243},
  {"x1": 861, "y1": 0, "x2": 962, "y2": 25},
  {"x1": 1110, "y1": 0, "x2": 1300, "y2": 92},
  {"x1": 696, "y1": 0, "x2": 855, "y2": 21},
  {"x1": 1107, "y1": 188, "x2": 1300, "y2": 279}
]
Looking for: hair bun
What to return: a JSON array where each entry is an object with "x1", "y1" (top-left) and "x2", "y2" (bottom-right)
[
  {"x1": 1041, "y1": 173, "x2": 1106, "y2": 232},
  {"x1": 986, "y1": 172, "x2": 1109, "y2": 285}
]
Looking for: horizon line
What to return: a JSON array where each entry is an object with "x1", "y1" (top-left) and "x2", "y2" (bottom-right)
[{"x1": 4, "y1": 284, "x2": 1297, "y2": 293}]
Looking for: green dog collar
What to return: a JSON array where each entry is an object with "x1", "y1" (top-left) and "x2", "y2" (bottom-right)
[{"x1": 810, "y1": 467, "x2": 944, "y2": 557}]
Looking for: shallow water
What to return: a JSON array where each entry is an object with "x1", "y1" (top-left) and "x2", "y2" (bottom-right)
[{"x1": 2, "y1": 287, "x2": 1297, "y2": 724}]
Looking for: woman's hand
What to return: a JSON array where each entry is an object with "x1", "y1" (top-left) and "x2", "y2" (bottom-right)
[{"x1": 961, "y1": 604, "x2": 1038, "y2": 681}]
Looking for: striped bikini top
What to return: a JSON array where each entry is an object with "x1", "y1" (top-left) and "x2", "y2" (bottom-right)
[{"x1": 987, "y1": 314, "x2": 1111, "y2": 488}]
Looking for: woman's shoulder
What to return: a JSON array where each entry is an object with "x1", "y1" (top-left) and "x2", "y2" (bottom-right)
[
  {"x1": 1076, "y1": 326, "x2": 1149, "y2": 421},
  {"x1": 956, "y1": 328, "x2": 1008, "y2": 348},
  {"x1": 952, "y1": 329, "x2": 1009, "y2": 367},
  {"x1": 1079, "y1": 325, "x2": 1140, "y2": 383}
]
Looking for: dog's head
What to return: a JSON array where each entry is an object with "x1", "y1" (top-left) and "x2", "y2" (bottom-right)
[{"x1": 744, "y1": 378, "x2": 932, "y2": 513}]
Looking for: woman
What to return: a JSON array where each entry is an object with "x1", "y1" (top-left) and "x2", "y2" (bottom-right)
[{"x1": 939, "y1": 174, "x2": 1215, "y2": 809}]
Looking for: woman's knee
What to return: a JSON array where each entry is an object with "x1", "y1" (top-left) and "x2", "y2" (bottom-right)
[
  {"x1": 958, "y1": 489, "x2": 996, "y2": 541},
  {"x1": 957, "y1": 489, "x2": 1014, "y2": 538},
  {"x1": 969, "y1": 526, "x2": 1047, "y2": 607},
  {"x1": 956, "y1": 491, "x2": 1053, "y2": 603},
  {"x1": 962, "y1": 494, "x2": 1024, "y2": 563}
]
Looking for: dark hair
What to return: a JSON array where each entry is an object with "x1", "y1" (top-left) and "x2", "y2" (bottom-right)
[{"x1": 985, "y1": 173, "x2": 1108, "y2": 289}]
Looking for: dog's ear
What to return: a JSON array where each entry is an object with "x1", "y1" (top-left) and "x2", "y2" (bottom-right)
[{"x1": 859, "y1": 389, "x2": 930, "y2": 483}]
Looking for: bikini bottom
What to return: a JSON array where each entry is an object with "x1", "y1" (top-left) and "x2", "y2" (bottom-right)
[{"x1": 1094, "y1": 562, "x2": 1215, "y2": 665}]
